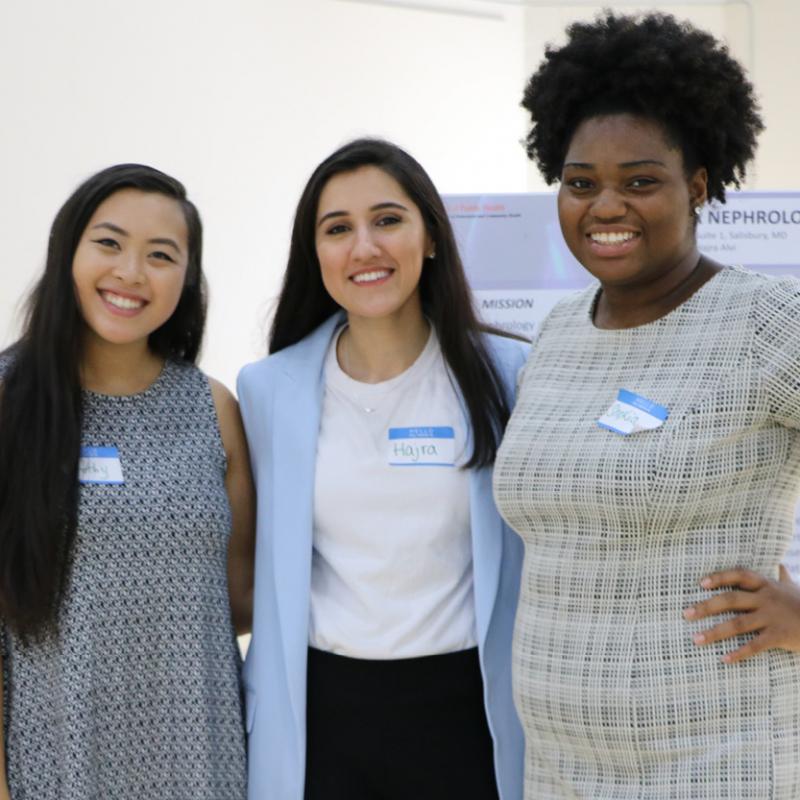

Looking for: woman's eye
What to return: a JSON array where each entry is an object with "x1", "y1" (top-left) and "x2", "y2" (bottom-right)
[
  {"x1": 325, "y1": 223, "x2": 349, "y2": 235},
  {"x1": 92, "y1": 237, "x2": 120, "y2": 249},
  {"x1": 376, "y1": 215, "x2": 401, "y2": 227},
  {"x1": 150, "y1": 251, "x2": 176, "y2": 263},
  {"x1": 566, "y1": 178, "x2": 592, "y2": 191},
  {"x1": 630, "y1": 177, "x2": 657, "y2": 189}
]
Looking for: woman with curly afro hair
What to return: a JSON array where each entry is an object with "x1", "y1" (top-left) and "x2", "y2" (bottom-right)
[{"x1": 493, "y1": 11, "x2": 800, "y2": 799}]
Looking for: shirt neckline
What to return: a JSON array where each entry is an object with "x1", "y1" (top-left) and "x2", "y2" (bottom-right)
[{"x1": 325, "y1": 324, "x2": 439, "y2": 400}]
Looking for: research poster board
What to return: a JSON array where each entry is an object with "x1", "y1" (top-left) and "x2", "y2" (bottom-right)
[
  {"x1": 444, "y1": 191, "x2": 800, "y2": 339},
  {"x1": 445, "y1": 189, "x2": 800, "y2": 576}
]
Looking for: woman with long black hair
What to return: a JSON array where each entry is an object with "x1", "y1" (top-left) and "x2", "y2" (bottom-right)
[
  {"x1": 238, "y1": 138, "x2": 526, "y2": 800},
  {"x1": 0, "y1": 164, "x2": 254, "y2": 799}
]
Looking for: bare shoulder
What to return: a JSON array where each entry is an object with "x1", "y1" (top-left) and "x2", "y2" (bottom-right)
[
  {"x1": 208, "y1": 375, "x2": 238, "y2": 417},
  {"x1": 207, "y1": 376, "x2": 246, "y2": 456}
]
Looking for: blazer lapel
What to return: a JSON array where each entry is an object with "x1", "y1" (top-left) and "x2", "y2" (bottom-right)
[{"x1": 270, "y1": 315, "x2": 342, "y2": 747}]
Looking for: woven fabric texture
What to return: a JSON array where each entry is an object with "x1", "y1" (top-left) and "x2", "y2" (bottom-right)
[
  {"x1": 3, "y1": 361, "x2": 246, "y2": 800},
  {"x1": 494, "y1": 267, "x2": 800, "y2": 799}
]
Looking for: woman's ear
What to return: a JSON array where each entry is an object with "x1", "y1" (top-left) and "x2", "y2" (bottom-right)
[
  {"x1": 424, "y1": 232, "x2": 436, "y2": 261},
  {"x1": 689, "y1": 166, "x2": 709, "y2": 211}
]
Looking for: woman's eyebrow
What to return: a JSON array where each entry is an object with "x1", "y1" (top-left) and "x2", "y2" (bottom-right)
[
  {"x1": 619, "y1": 159, "x2": 667, "y2": 168},
  {"x1": 317, "y1": 210, "x2": 347, "y2": 227},
  {"x1": 91, "y1": 221, "x2": 128, "y2": 236},
  {"x1": 369, "y1": 201, "x2": 408, "y2": 212},
  {"x1": 563, "y1": 159, "x2": 667, "y2": 169}
]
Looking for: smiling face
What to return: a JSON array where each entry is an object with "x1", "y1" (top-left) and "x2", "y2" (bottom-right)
[
  {"x1": 314, "y1": 165, "x2": 433, "y2": 325},
  {"x1": 71, "y1": 188, "x2": 189, "y2": 351},
  {"x1": 558, "y1": 113, "x2": 707, "y2": 289}
]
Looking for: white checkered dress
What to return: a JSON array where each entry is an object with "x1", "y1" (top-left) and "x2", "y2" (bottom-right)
[{"x1": 495, "y1": 267, "x2": 800, "y2": 798}]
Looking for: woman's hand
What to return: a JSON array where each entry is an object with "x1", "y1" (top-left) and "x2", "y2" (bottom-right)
[{"x1": 683, "y1": 566, "x2": 800, "y2": 663}]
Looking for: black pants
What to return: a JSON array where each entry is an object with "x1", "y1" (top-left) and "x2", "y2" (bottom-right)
[{"x1": 304, "y1": 646, "x2": 500, "y2": 800}]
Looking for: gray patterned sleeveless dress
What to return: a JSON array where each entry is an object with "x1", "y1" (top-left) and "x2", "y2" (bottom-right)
[
  {"x1": 494, "y1": 268, "x2": 800, "y2": 799},
  {"x1": 1, "y1": 360, "x2": 246, "y2": 800}
]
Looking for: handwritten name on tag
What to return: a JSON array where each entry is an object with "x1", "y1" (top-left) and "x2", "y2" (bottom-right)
[
  {"x1": 597, "y1": 389, "x2": 668, "y2": 436},
  {"x1": 388, "y1": 426, "x2": 455, "y2": 467},
  {"x1": 78, "y1": 446, "x2": 124, "y2": 484}
]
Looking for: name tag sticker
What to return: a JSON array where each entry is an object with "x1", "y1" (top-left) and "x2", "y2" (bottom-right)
[
  {"x1": 79, "y1": 446, "x2": 124, "y2": 484},
  {"x1": 597, "y1": 389, "x2": 668, "y2": 436},
  {"x1": 388, "y1": 426, "x2": 455, "y2": 467}
]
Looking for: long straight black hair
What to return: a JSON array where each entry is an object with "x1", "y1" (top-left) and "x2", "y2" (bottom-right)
[
  {"x1": 0, "y1": 164, "x2": 206, "y2": 639},
  {"x1": 270, "y1": 138, "x2": 514, "y2": 470}
]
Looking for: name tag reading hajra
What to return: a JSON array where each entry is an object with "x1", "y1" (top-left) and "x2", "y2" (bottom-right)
[
  {"x1": 78, "y1": 446, "x2": 124, "y2": 484},
  {"x1": 388, "y1": 426, "x2": 455, "y2": 467},
  {"x1": 597, "y1": 389, "x2": 668, "y2": 436}
]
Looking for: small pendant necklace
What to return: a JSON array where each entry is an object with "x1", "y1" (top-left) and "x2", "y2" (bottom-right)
[{"x1": 337, "y1": 331, "x2": 377, "y2": 413}]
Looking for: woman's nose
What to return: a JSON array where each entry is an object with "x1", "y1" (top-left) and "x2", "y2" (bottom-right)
[
  {"x1": 590, "y1": 187, "x2": 627, "y2": 220},
  {"x1": 351, "y1": 227, "x2": 380, "y2": 261},
  {"x1": 112, "y1": 252, "x2": 146, "y2": 284}
]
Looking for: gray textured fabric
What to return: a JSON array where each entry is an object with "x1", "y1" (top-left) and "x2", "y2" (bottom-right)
[
  {"x1": 495, "y1": 267, "x2": 800, "y2": 799},
  {"x1": 3, "y1": 360, "x2": 246, "y2": 800}
]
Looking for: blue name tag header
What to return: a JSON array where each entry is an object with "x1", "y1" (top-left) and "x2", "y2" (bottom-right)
[
  {"x1": 616, "y1": 389, "x2": 669, "y2": 421},
  {"x1": 388, "y1": 427, "x2": 455, "y2": 440},
  {"x1": 80, "y1": 446, "x2": 121, "y2": 459}
]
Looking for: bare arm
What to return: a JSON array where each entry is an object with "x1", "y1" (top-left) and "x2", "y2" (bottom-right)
[{"x1": 209, "y1": 378, "x2": 256, "y2": 636}]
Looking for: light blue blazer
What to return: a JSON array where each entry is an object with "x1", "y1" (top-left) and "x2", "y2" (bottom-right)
[{"x1": 237, "y1": 314, "x2": 527, "y2": 800}]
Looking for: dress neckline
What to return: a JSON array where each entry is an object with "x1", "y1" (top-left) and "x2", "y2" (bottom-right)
[
  {"x1": 584, "y1": 265, "x2": 735, "y2": 334},
  {"x1": 82, "y1": 359, "x2": 174, "y2": 401}
]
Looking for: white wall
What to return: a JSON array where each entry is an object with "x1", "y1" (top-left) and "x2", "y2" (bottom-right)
[
  {"x1": 746, "y1": 0, "x2": 799, "y2": 189},
  {"x1": 0, "y1": 0, "x2": 528, "y2": 389},
  {"x1": 1, "y1": 0, "x2": 797, "y2": 390}
]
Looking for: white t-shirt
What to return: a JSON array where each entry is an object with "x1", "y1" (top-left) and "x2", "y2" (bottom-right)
[{"x1": 309, "y1": 326, "x2": 476, "y2": 659}]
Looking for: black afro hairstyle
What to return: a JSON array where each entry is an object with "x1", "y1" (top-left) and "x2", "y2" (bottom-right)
[{"x1": 522, "y1": 11, "x2": 764, "y2": 202}]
